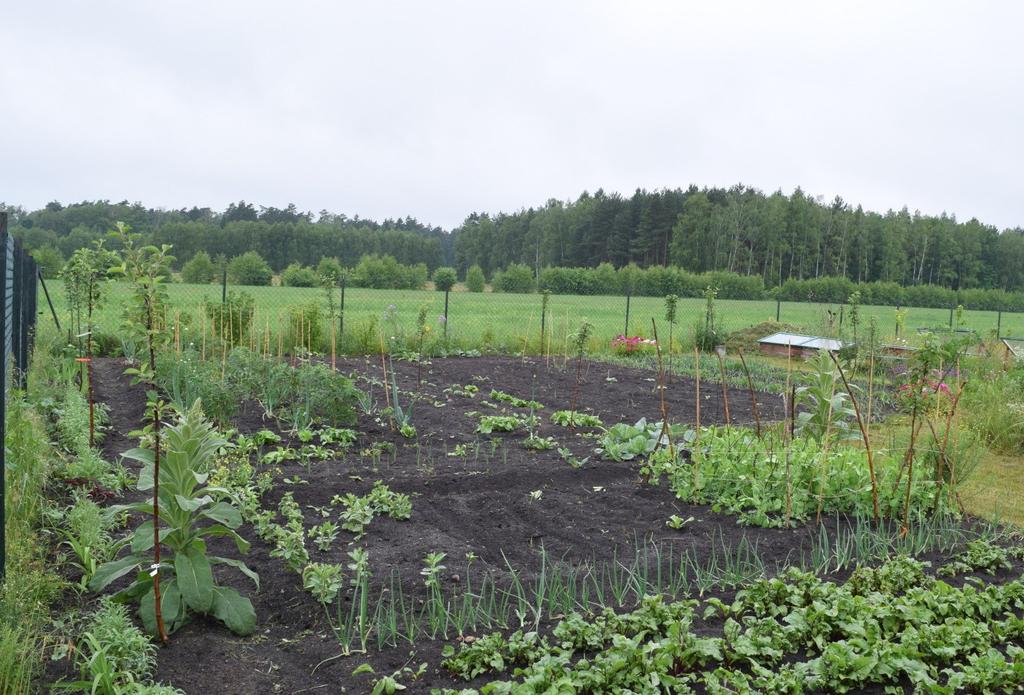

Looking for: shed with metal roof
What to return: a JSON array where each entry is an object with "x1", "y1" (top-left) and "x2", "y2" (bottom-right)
[{"x1": 757, "y1": 332, "x2": 846, "y2": 358}]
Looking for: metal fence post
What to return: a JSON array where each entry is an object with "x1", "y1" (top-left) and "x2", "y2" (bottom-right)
[
  {"x1": 221, "y1": 265, "x2": 228, "y2": 305},
  {"x1": 21, "y1": 247, "x2": 37, "y2": 384},
  {"x1": 776, "y1": 298, "x2": 781, "y2": 322},
  {"x1": 540, "y1": 299, "x2": 546, "y2": 346},
  {"x1": 949, "y1": 305, "x2": 954, "y2": 329},
  {"x1": 443, "y1": 289, "x2": 449, "y2": 338},
  {"x1": 997, "y1": 310, "x2": 1002, "y2": 338},
  {"x1": 338, "y1": 276, "x2": 346, "y2": 346},
  {"x1": 38, "y1": 269, "x2": 61, "y2": 332},
  {"x1": 623, "y1": 289, "x2": 631, "y2": 337},
  {"x1": 11, "y1": 242, "x2": 23, "y2": 389}
]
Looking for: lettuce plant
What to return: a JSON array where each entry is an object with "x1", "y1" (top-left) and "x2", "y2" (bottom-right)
[{"x1": 89, "y1": 402, "x2": 258, "y2": 636}]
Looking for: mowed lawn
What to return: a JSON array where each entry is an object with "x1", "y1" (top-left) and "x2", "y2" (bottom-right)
[{"x1": 41, "y1": 280, "x2": 1024, "y2": 354}]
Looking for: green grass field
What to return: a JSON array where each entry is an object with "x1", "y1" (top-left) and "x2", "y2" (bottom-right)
[{"x1": 41, "y1": 279, "x2": 1024, "y2": 355}]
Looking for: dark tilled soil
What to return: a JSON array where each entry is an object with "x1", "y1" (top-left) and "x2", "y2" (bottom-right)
[{"x1": 60, "y1": 356, "x2": 1001, "y2": 695}]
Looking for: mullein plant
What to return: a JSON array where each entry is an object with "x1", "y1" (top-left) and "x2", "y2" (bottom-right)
[{"x1": 89, "y1": 402, "x2": 258, "y2": 638}]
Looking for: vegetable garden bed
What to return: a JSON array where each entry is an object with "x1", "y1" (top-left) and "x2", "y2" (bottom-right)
[{"x1": 53, "y1": 355, "x2": 1024, "y2": 694}]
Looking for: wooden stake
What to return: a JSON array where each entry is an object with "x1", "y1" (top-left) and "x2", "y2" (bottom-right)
[
  {"x1": 737, "y1": 349, "x2": 761, "y2": 437},
  {"x1": 694, "y1": 347, "x2": 701, "y2": 446},
  {"x1": 220, "y1": 312, "x2": 227, "y2": 379},
  {"x1": 650, "y1": 319, "x2": 672, "y2": 454},
  {"x1": 829, "y1": 351, "x2": 881, "y2": 522},
  {"x1": 715, "y1": 350, "x2": 731, "y2": 426},
  {"x1": 813, "y1": 371, "x2": 838, "y2": 524}
]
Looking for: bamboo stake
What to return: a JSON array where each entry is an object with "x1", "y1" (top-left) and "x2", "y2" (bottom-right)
[
  {"x1": 650, "y1": 319, "x2": 672, "y2": 454},
  {"x1": 866, "y1": 354, "x2": 875, "y2": 428},
  {"x1": 277, "y1": 310, "x2": 283, "y2": 360},
  {"x1": 737, "y1": 349, "x2": 761, "y2": 437},
  {"x1": 220, "y1": 312, "x2": 227, "y2": 379},
  {"x1": 814, "y1": 373, "x2": 838, "y2": 524},
  {"x1": 829, "y1": 351, "x2": 881, "y2": 522},
  {"x1": 694, "y1": 347, "x2": 701, "y2": 446},
  {"x1": 715, "y1": 350, "x2": 731, "y2": 426},
  {"x1": 693, "y1": 346, "x2": 702, "y2": 491}
]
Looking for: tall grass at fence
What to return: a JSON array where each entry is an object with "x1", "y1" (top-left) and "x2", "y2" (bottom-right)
[{"x1": 0, "y1": 328, "x2": 64, "y2": 693}]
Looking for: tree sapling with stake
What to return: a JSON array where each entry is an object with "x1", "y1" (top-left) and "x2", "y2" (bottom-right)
[{"x1": 568, "y1": 321, "x2": 594, "y2": 428}]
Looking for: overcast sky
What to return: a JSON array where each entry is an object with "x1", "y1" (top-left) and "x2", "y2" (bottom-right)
[{"x1": 2, "y1": 1, "x2": 1022, "y2": 230}]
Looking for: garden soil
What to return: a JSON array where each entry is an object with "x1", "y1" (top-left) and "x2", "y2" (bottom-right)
[{"x1": 57, "y1": 356, "x2": 984, "y2": 694}]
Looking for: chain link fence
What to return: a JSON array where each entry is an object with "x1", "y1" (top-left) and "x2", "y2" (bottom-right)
[{"x1": 34, "y1": 253, "x2": 1024, "y2": 362}]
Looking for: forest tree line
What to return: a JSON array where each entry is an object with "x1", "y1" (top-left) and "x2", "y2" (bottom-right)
[
  {"x1": 3, "y1": 199, "x2": 446, "y2": 277},
  {"x1": 452, "y1": 186, "x2": 1024, "y2": 292},
  {"x1": 4, "y1": 185, "x2": 1024, "y2": 295}
]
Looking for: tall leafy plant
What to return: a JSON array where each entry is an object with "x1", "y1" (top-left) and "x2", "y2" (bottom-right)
[
  {"x1": 109, "y1": 222, "x2": 176, "y2": 639},
  {"x1": 89, "y1": 402, "x2": 258, "y2": 637},
  {"x1": 693, "y1": 286, "x2": 721, "y2": 352},
  {"x1": 61, "y1": 240, "x2": 115, "y2": 350},
  {"x1": 794, "y1": 350, "x2": 859, "y2": 443}
]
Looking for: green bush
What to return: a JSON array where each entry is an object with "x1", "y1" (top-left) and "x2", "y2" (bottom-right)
[
  {"x1": 465, "y1": 264, "x2": 486, "y2": 292},
  {"x1": 204, "y1": 291, "x2": 255, "y2": 347},
  {"x1": 293, "y1": 363, "x2": 360, "y2": 427},
  {"x1": 281, "y1": 262, "x2": 318, "y2": 287},
  {"x1": 432, "y1": 266, "x2": 457, "y2": 291},
  {"x1": 316, "y1": 257, "x2": 344, "y2": 285},
  {"x1": 351, "y1": 254, "x2": 428, "y2": 289},
  {"x1": 227, "y1": 251, "x2": 273, "y2": 286},
  {"x1": 494, "y1": 263, "x2": 535, "y2": 293},
  {"x1": 180, "y1": 251, "x2": 217, "y2": 284},
  {"x1": 30, "y1": 245, "x2": 64, "y2": 279}
]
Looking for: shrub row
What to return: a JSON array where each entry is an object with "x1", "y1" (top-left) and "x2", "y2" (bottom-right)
[
  {"x1": 184, "y1": 251, "x2": 1024, "y2": 310},
  {"x1": 533, "y1": 263, "x2": 764, "y2": 299},
  {"x1": 776, "y1": 276, "x2": 1024, "y2": 311}
]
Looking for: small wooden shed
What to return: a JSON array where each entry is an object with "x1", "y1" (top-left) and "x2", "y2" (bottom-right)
[{"x1": 757, "y1": 332, "x2": 846, "y2": 359}]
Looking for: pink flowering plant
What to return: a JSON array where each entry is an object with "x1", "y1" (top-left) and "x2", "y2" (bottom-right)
[
  {"x1": 894, "y1": 333, "x2": 972, "y2": 416},
  {"x1": 611, "y1": 335, "x2": 657, "y2": 355},
  {"x1": 895, "y1": 377, "x2": 954, "y2": 414}
]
